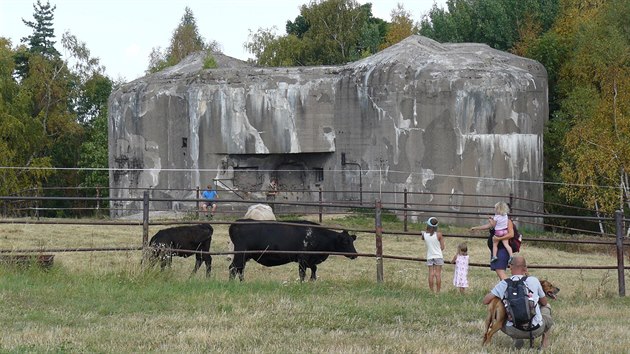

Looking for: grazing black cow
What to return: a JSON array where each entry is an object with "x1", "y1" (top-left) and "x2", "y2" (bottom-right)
[
  {"x1": 228, "y1": 219, "x2": 358, "y2": 281},
  {"x1": 148, "y1": 224, "x2": 213, "y2": 276}
]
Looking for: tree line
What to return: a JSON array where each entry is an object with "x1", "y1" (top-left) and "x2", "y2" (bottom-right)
[{"x1": 1, "y1": 0, "x2": 628, "y2": 223}]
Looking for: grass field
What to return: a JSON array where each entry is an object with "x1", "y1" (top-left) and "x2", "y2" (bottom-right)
[{"x1": 1, "y1": 215, "x2": 629, "y2": 353}]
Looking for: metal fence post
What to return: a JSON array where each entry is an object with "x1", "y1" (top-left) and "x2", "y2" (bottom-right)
[
  {"x1": 375, "y1": 199, "x2": 384, "y2": 283},
  {"x1": 403, "y1": 188, "x2": 408, "y2": 232},
  {"x1": 615, "y1": 210, "x2": 626, "y2": 297},
  {"x1": 196, "y1": 186, "x2": 200, "y2": 220},
  {"x1": 35, "y1": 188, "x2": 40, "y2": 220},
  {"x1": 318, "y1": 187, "x2": 323, "y2": 223},
  {"x1": 95, "y1": 187, "x2": 100, "y2": 218}
]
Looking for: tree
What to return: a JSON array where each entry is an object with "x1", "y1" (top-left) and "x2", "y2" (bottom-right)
[
  {"x1": 418, "y1": 0, "x2": 560, "y2": 51},
  {"x1": 15, "y1": 0, "x2": 61, "y2": 80},
  {"x1": 167, "y1": 7, "x2": 206, "y2": 64},
  {"x1": 245, "y1": 27, "x2": 310, "y2": 67},
  {"x1": 286, "y1": 15, "x2": 310, "y2": 39},
  {"x1": 61, "y1": 31, "x2": 110, "y2": 124},
  {"x1": 0, "y1": 38, "x2": 53, "y2": 197},
  {"x1": 21, "y1": 0, "x2": 60, "y2": 58},
  {"x1": 247, "y1": 0, "x2": 378, "y2": 66},
  {"x1": 556, "y1": 0, "x2": 630, "y2": 215},
  {"x1": 300, "y1": 0, "x2": 368, "y2": 64},
  {"x1": 381, "y1": 3, "x2": 416, "y2": 49},
  {"x1": 147, "y1": 7, "x2": 221, "y2": 74}
]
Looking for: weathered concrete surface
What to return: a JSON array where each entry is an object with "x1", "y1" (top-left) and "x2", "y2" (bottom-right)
[{"x1": 108, "y1": 35, "x2": 547, "y2": 225}]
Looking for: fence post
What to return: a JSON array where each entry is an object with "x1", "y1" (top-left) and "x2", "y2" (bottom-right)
[
  {"x1": 318, "y1": 187, "x2": 323, "y2": 223},
  {"x1": 403, "y1": 188, "x2": 408, "y2": 232},
  {"x1": 196, "y1": 186, "x2": 200, "y2": 220},
  {"x1": 35, "y1": 188, "x2": 40, "y2": 220},
  {"x1": 615, "y1": 210, "x2": 626, "y2": 297},
  {"x1": 375, "y1": 199, "x2": 384, "y2": 283},
  {"x1": 142, "y1": 191, "x2": 150, "y2": 262},
  {"x1": 95, "y1": 187, "x2": 100, "y2": 218}
]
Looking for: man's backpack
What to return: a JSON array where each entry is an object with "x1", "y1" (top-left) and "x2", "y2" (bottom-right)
[{"x1": 503, "y1": 276, "x2": 537, "y2": 331}]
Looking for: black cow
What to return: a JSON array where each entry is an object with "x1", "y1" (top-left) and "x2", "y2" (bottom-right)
[
  {"x1": 148, "y1": 224, "x2": 213, "y2": 276},
  {"x1": 228, "y1": 219, "x2": 358, "y2": 281}
]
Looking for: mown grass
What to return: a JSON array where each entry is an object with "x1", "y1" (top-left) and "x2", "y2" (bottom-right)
[{"x1": 1, "y1": 216, "x2": 629, "y2": 353}]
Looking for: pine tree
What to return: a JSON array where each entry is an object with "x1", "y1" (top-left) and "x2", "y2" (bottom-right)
[{"x1": 21, "y1": 0, "x2": 61, "y2": 59}]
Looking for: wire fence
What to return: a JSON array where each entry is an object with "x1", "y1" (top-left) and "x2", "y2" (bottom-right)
[{"x1": 0, "y1": 188, "x2": 628, "y2": 296}]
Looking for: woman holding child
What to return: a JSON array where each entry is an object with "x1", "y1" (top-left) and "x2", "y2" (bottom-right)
[{"x1": 471, "y1": 202, "x2": 515, "y2": 280}]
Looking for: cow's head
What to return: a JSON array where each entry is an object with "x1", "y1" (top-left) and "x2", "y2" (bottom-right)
[{"x1": 338, "y1": 230, "x2": 358, "y2": 259}]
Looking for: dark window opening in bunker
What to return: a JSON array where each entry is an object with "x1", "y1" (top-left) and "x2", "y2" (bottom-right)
[
  {"x1": 313, "y1": 167, "x2": 324, "y2": 182},
  {"x1": 182, "y1": 137, "x2": 187, "y2": 148}
]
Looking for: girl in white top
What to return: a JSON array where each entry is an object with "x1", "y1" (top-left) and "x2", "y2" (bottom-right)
[
  {"x1": 421, "y1": 217, "x2": 445, "y2": 293},
  {"x1": 452, "y1": 242, "x2": 469, "y2": 294}
]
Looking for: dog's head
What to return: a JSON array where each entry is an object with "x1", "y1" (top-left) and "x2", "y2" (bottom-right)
[{"x1": 540, "y1": 280, "x2": 560, "y2": 300}]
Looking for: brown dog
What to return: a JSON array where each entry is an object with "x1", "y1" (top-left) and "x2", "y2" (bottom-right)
[{"x1": 482, "y1": 280, "x2": 559, "y2": 346}]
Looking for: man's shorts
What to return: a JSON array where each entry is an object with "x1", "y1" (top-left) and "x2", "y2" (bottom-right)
[{"x1": 426, "y1": 258, "x2": 444, "y2": 266}]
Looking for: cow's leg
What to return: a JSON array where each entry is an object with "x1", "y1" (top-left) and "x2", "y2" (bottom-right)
[
  {"x1": 298, "y1": 260, "x2": 307, "y2": 282},
  {"x1": 309, "y1": 265, "x2": 317, "y2": 281},
  {"x1": 192, "y1": 256, "x2": 202, "y2": 274},
  {"x1": 204, "y1": 254, "x2": 212, "y2": 277},
  {"x1": 229, "y1": 257, "x2": 245, "y2": 281}
]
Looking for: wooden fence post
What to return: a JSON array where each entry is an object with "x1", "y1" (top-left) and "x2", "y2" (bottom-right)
[
  {"x1": 142, "y1": 191, "x2": 150, "y2": 262},
  {"x1": 615, "y1": 210, "x2": 626, "y2": 297},
  {"x1": 375, "y1": 199, "x2": 384, "y2": 283},
  {"x1": 403, "y1": 188, "x2": 408, "y2": 232}
]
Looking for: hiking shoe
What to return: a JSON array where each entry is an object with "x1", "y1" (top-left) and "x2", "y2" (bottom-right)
[
  {"x1": 490, "y1": 256, "x2": 498, "y2": 263},
  {"x1": 513, "y1": 339, "x2": 524, "y2": 349}
]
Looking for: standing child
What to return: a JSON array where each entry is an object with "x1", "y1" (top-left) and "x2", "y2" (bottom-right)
[
  {"x1": 421, "y1": 217, "x2": 445, "y2": 293},
  {"x1": 470, "y1": 201, "x2": 513, "y2": 264},
  {"x1": 452, "y1": 243, "x2": 469, "y2": 294}
]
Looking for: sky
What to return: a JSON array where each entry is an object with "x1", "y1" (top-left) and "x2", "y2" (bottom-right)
[{"x1": 1, "y1": 0, "x2": 446, "y2": 82}]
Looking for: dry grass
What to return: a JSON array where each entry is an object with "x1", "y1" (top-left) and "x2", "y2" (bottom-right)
[{"x1": 1, "y1": 217, "x2": 629, "y2": 353}]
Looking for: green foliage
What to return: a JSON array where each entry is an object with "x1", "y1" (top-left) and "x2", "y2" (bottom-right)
[
  {"x1": 147, "y1": 7, "x2": 210, "y2": 74},
  {"x1": 419, "y1": 0, "x2": 560, "y2": 51},
  {"x1": 247, "y1": 0, "x2": 380, "y2": 66},
  {"x1": 286, "y1": 15, "x2": 310, "y2": 38},
  {"x1": 1, "y1": 7, "x2": 113, "y2": 215},
  {"x1": 381, "y1": 3, "x2": 416, "y2": 50},
  {"x1": 203, "y1": 52, "x2": 217, "y2": 69},
  {"x1": 21, "y1": 0, "x2": 61, "y2": 59},
  {"x1": 552, "y1": 1, "x2": 630, "y2": 214},
  {"x1": 15, "y1": 0, "x2": 61, "y2": 80}
]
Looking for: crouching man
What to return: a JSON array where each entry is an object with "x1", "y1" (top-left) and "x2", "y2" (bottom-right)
[{"x1": 482, "y1": 256, "x2": 554, "y2": 349}]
